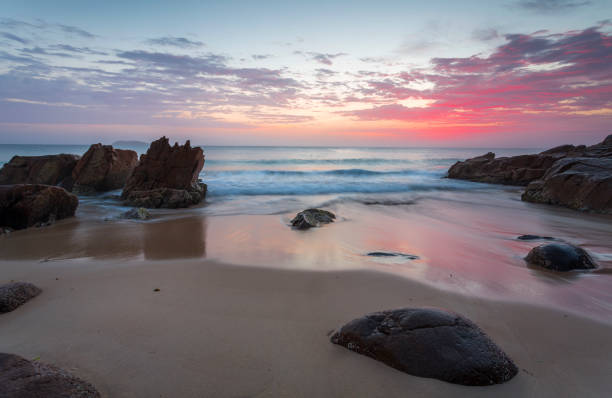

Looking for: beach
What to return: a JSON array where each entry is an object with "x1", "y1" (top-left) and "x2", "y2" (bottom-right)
[{"x1": 1, "y1": 145, "x2": 612, "y2": 396}]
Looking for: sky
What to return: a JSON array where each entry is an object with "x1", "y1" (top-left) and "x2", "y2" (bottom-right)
[{"x1": 0, "y1": 0, "x2": 611, "y2": 147}]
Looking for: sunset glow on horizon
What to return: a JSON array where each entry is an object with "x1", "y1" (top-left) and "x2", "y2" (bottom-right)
[{"x1": 1, "y1": 0, "x2": 611, "y2": 147}]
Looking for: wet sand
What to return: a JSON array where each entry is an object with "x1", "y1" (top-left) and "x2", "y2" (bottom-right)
[
  {"x1": 1, "y1": 189, "x2": 612, "y2": 397},
  {"x1": 1, "y1": 257, "x2": 611, "y2": 397}
]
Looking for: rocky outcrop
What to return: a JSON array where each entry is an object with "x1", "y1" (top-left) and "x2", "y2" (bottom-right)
[
  {"x1": 331, "y1": 308, "x2": 517, "y2": 386},
  {"x1": 447, "y1": 135, "x2": 612, "y2": 213},
  {"x1": 447, "y1": 152, "x2": 568, "y2": 186},
  {"x1": 290, "y1": 208, "x2": 335, "y2": 229},
  {"x1": 522, "y1": 157, "x2": 612, "y2": 213},
  {"x1": 0, "y1": 185, "x2": 78, "y2": 230},
  {"x1": 525, "y1": 243, "x2": 597, "y2": 271},
  {"x1": 0, "y1": 282, "x2": 41, "y2": 313},
  {"x1": 0, "y1": 155, "x2": 79, "y2": 187},
  {"x1": 71, "y1": 144, "x2": 138, "y2": 193},
  {"x1": 121, "y1": 137, "x2": 206, "y2": 208},
  {"x1": 0, "y1": 353, "x2": 100, "y2": 398}
]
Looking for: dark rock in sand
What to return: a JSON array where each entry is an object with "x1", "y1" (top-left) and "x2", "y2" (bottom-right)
[
  {"x1": 331, "y1": 308, "x2": 518, "y2": 386},
  {"x1": 522, "y1": 157, "x2": 612, "y2": 213},
  {"x1": 525, "y1": 243, "x2": 597, "y2": 271},
  {"x1": 367, "y1": 251, "x2": 419, "y2": 260},
  {"x1": 0, "y1": 353, "x2": 100, "y2": 398},
  {"x1": 0, "y1": 282, "x2": 41, "y2": 313},
  {"x1": 0, "y1": 184, "x2": 78, "y2": 230},
  {"x1": 0, "y1": 154, "x2": 79, "y2": 187},
  {"x1": 121, "y1": 207, "x2": 151, "y2": 220},
  {"x1": 517, "y1": 235, "x2": 555, "y2": 241},
  {"x1": 121, "y1": 137, "x2": 206, "y2": 208},
  {"x1": 71, "y1": 143, "x2": 138, "y2": 193},
  {"x1": 290, "y1": 208, "x2": 336, "y2": 229}
]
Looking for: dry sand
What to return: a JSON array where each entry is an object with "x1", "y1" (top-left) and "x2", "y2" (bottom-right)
[{"x1": 1, "y1": 257, "x2": 611, "y2": 397}]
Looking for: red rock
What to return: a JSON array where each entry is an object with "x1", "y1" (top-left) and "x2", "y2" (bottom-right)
[
  {"x1": 71, "y1": 143, "x2": 138, "y2": 193},
  {"x1": 0, "y1": 184, "x2": 78, "y2": 230},
  {"x1": 121, "y1": 137, "x2": 206, "y2": 208},
  {"x1": 0, "y1": 155, "x2": 79, "y2": 187}
]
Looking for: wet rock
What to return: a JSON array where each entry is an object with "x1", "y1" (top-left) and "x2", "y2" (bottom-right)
[
  {"x1": 290, "y1": 208, "x2": 335, "y2": 229},
  {"x1": 447, "y1": 135, "x2": 611, "y2": 187},
  {"x1": 71, "y1": 143, "x2": 138, "y2": 193},
  {"x1": 367, "y1": 252, "x2": 419, "y2": 260},
  {"x1": 0, "y1": 353, "x2": 100, "y2": 398},
  {"x1": 525, "y1": 243, "x2": 597, "y2": 271},
  {"x1": 522, "y1": 157, "x2": 612, "y2": 213},
  {"x1": 0, "y1": 282, "x2": 42, "y2": 313},
  {"x1": 121, "y1": 137, "x2": 206, "y2": 208},
  {"x1": 517, "y1": 235, "x2": 555, "y2": 241},
  {"x1": 0, "y1": 155, "x2": 79, "y2": 186},
  {"x1": 447, "y1": 152, "x2": 565, "y2": 186},
  {"x1": 331, "y1": 308, "x2": 518, "y2": 386},
  {"x1": 0, "y1": 184, "x2": 78, "y2": 230},
  {"x1": 121, "y1": 207, "x2": 151, "y2": 220}
]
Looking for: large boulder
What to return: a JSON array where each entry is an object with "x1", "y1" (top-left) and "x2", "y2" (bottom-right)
[
  {"x1": 121, "y1": 137, "x2": 206, "y2": 208},
  {"x1": 71, "y1": 143, "x2": 138, "y2": 193},
  {"x1": 290, "y1": 208, "x2": 335, "y2": 229},
  {"x1": 0, "y1": 353, "x2": 100, "y2": 398},
  {"x1": 525, "y1": 243, "x2": 597, "y2": 271},
  {"x1": 0, "y1": 185, "x2": 78, "y2": 230},
  {"x1": 0, "y1": 282, "x2": 41, "y2": 313},
  {"x1": 0, "y1": 155, "x2": 79, "y2": 187},
  {"x1": 522, "y1": 157, "x2": 612, "y2": 213},
  {"x1": 331, "y1": 308, "x2": 517, "y2": 386}
]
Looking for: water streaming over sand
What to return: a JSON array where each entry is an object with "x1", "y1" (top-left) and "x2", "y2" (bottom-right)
[{"x1": 1, "y1": 144, "x2": 612, "y2": 322}]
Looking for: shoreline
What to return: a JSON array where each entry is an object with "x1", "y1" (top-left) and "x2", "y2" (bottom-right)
[{"x1": 1, "y1": 257, "x2": 611, "y2": 397}]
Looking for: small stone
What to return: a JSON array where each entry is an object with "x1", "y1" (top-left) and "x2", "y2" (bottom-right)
[
  {"x1": 517, "y1": 234, "x2": 555, "y2": 241},
  {"x1": 290, "y1": 209, "x2": 335, "y2": 230},
  {"x1": 121, "y1": 207, "x2": 151, "y2": 220},
  {"x1": 0, "y1": 282, "x2": 42, "y2": 313}
]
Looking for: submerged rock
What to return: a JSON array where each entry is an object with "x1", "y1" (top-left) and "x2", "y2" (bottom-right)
[
  {"x1": 0, "y1": 353, "x2": 101, "y2": 397},
  {"x1": 121, "y1": 137, "x2": 206, "y2": 208},
  {"x1": 0, "y1": 154, "x2": 79, "y2": 187},
  {"x1": 525, "y1": 243, "x2": 597, "y2": 271},
  {"x1": 0, "y1": 282, "x2": 42, "y2": 313},
  {"x1": 121, "y1": 207, "x2": 151, "y2": 220},
  {"x1": 522, "y1": 157, "x2": 612, "y2": 214},
  {"x1": 71, "y1": 143, "x2": 138, "y2": 193},
  {"x1": 331, "y1": 308, "x2": 518, "y2": 386},
  {"x1": 0, "y1": 184, "x2": 78, "y2": 230},
  {"x1": 290, "y1": 208, "x2": 336, "y2": 229},
  {"x1": 517, "y1": 235, "x2": 555, "y2": 241},
  {"x1": 367, "y1": 251, "x2": 419, "y2": 260}
]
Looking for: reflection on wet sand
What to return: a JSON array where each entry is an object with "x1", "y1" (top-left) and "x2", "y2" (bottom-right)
[
  {"x1": 0, "y1": 215, "x2": 207, "y2": 261},
  {"x1": 143, "y1": 216, "x2": 206, "y2": 260}
]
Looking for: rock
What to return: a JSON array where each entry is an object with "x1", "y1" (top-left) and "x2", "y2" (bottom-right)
[
  {"x1": 447, "y1": 152, "x2": 565, "y2": 185},
  {"x1": 121, "y1": 207, "x2": 151, "y2": 220},
  {"x1": 0, "y1": 185, "x2": 78, "y2": 230},
  {"x1": 0, "y1": 155, "x2": 79, "y2": 186},
  {"x1": 290, "y1": 208, "x2": 335, "y2": 229},
  {"x1": 121, "y1": 137, "x2": 206, "y2": 208},
  {"x1": 525, "y1": 243, "x2": 597, "y2": 271},
  {"x1": 0, "y1": 353, "x2": 100, "y2": 398},
  {"x1": 447, "y1": 135, "x2": 612, "y2": 186},
  {"x1": 71, "y1": 143, "x2": 138, "y2": 193},
  {"x1": 367, "y1": 252, "x2": 419, "y2": 260},
  {"x1": 522, "y1": 157, "x2": 612, "y2": 213},
  {"x1": 517, "y1": 235, "x2": 555, "y2": 241},
  {"x1": 331, "y1": 308, "x2": 518, "y2": 386},
  {"x1": 0, "y1": 282, "x2": 41, "y2": 313}
]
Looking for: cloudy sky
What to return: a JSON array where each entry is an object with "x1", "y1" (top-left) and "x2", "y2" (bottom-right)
[{"x1": 1, "y1": 0, "x2": 610, "y2": 146}]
